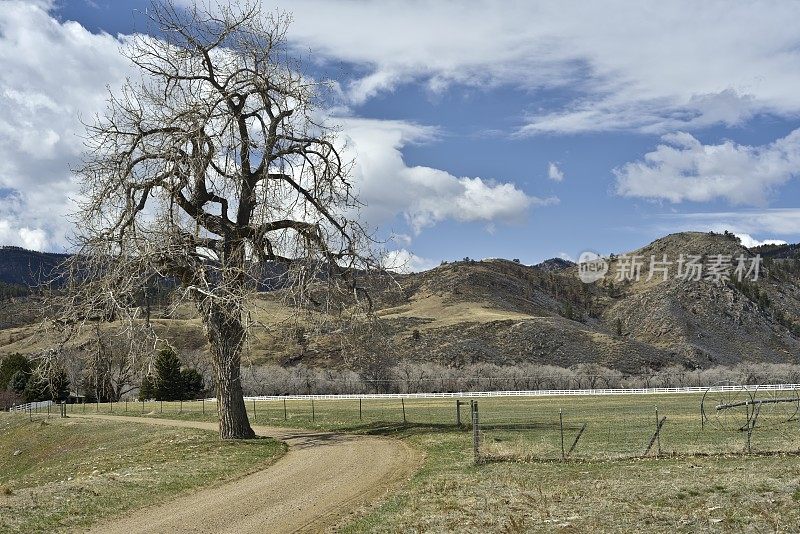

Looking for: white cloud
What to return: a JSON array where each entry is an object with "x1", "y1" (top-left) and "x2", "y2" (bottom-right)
[
  {"x1": 177, "y1": 0, "x2": 800, "y2": 134},
  {"x1": 734, "y1": 233, "x2": 787, "y2": 249},
  {"x1": 0, "y1": 220, "x2": 49, "y2": 250},
  {"x1": 656, "y1": 209, "x2": 800, "y2": 239},
  {"x1": 339, "y1": 117, "x2": 551, "y2": 233},
  {"x1": 547, "y1": 162, "x2": 564, "y2": 182},
  {"x1": 0, "y1": 1, "x2": 132, "y2": 251},
  {"x1": 614, "y1": 129, "x2": 800, "y2": 205},
  {"x1": 380, "y1": 249, "x2": 438, "y2": 273},
  {"x1": 0, "y1": 3, "x2": 545, "y2": 251}
]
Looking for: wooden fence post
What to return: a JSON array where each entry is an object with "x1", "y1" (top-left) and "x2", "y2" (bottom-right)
[
  {"x1": 655, "y1": 406, "x2": 661, "y2": 457},
  {"x1": 401, "y1": 398, "x2": 406, "y2": 424},
  {"x1": 643, "y1": 417, "x2": 667, "y2": 457},
  {"x1": 567, "y1": 423, "x2": 587, "y2": 456},
  {"x1": 559, "y1": 409, "x2": 565, "y2": 460}
]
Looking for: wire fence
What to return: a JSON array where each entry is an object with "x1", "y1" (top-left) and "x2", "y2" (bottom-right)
[{"x1": 9, "y1": 385, "x2": 800, "y2": 464}]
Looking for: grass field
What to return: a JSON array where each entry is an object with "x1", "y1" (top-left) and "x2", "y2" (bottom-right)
[
  {"x1": 0, "y1": 414, "x2": 284, "y2": 533},
  {"x1": 66, "y1": 391, "x2": 800, "y2": 458},
  {"x1": 24, "y1": 393, "x2": 800, "y2": 531}
]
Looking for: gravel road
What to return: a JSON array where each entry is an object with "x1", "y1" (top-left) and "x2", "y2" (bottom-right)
[{"x1": 78, "y1": 415, "x2": 422, "y2": 533}]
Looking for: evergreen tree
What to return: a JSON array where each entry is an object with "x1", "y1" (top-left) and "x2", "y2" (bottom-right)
[
  {"x1": 152, "y1": 347, "x2": 184, "y2": 401},
  {"x1": 0, "y1": 354, "x2": 31, "y2": 390},
  {"x1": 180, "y1": 368, "x2": 205, "y2": 400},
  {"x1": 9, "y1": 369, "x2": 29, "y2": 396},
  {"x1": 139, "y1": 374, "x2": 154, "y2": 401}
]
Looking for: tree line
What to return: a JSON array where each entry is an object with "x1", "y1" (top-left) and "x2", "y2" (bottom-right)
[{"x1": 239, "y1": 362, "x2": 800, "y2": 396}]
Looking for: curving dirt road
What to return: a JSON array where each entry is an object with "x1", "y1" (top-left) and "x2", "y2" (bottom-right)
[{"x1": 78, "y1": 415, "x2": 423, "y2": 534}]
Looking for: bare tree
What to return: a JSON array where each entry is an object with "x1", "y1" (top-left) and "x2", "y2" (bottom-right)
[{"x1": 52, "y1": 2, "x2": 370, "y2": 438}]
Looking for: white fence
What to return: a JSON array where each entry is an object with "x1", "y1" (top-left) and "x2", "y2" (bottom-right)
[
  {"x1": 9, "y1": 400, "x2": 54, "y2": 413},
  {"x1": 205, "y1": 383, "x2": 800, "y2": 402},
  {"x1": 9, "y1": 384, "x2": 799, "y2": 410}
]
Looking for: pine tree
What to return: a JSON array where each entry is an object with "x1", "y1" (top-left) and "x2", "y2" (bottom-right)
[
  {"x1": 152, "y1": 348, "x2": 184, "y2": 401},
  {"x1": 139, "y1": 374, "x2": 154, "y2": 401},
  {"x1": 180, "y1": 369, "x2": 205, "y2": 400}
]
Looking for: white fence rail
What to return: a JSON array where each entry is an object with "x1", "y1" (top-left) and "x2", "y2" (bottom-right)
[
  {"x1": 8, "y1": 384, "x2": 799, "y2": 410},
  {"x1": 9, "y1": 400, "x2": 54, "y2": 413},
  {"x1": 199, "y1": 383, "x2": 800, "y2": 402}
]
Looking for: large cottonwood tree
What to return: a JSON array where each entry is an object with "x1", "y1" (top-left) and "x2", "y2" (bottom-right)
[{"x1": 60, "y1": 1, "x2": 369, "y2": 438}]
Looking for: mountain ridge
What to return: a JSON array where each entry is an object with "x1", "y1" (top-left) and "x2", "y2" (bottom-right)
[{"x1": 1, "y1": 231, "x2": 799, "y2": 373}]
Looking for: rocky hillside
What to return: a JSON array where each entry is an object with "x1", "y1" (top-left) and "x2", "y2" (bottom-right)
[{"x1": 1, "y1": 232, "x2": 799, "y2": 373}]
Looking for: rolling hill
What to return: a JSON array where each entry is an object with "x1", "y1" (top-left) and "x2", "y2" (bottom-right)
[{"x1": 1, "y1": 231, "x2": 799, "y2": 373}]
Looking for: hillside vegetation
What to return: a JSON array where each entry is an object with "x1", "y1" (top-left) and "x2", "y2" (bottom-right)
[{"x1": 1, "y1": 232, "x2": 799, "y2": 375}]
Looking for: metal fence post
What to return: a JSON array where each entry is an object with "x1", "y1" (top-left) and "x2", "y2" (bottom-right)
[
  {"x1": 471, "y1": 400, "x2": 480, "y2": 465},
  {"x1": 283, "y1": 398, "x2": 287, "y2": 421},
  {"x1": 311, "y1": 399, "x2": 315, "y2": 423},
  {"x1": 456, "y1": 400, "x2": 461, "y2": 427},
  {"x1": 359, "y1": 398, "x2": 362, "y2": 421},
  {"x1": 252, "y1": 398, "x2": 256, "y2": 421},
  {"x1": 560, "y1": 409, "x2": 565, "y2": 460},
  {"x1": 401, "y1": 398, "x2": 406, "y2": 424}
]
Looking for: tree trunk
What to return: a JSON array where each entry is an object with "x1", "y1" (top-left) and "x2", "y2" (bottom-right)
[{"x1": 201, "y1": 299, "x2": 255, "y2": 439}]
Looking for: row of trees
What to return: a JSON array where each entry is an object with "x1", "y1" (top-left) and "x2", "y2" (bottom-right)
[
  {"x1": 0, "y1": 353, "x2": 69, "y2": 408},
  {"x1": 0, "y1": 345, "x2": 205, "y2": 409},
  {"x1": 239, "y1": 362, "x2": 800, "y2": 396}
]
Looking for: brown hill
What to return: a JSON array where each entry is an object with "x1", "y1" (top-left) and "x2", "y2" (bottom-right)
[{"x1": 1, "y1": 231, "x2": 799, "y2": 373}]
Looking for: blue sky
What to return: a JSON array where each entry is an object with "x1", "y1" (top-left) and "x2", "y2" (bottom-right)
[{"x1": 1, "y1": 1, "x2": 800, "y2": 270}]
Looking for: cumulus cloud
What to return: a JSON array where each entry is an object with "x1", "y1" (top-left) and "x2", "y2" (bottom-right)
[
  {"x1": 0, "y1": 1, "x2": 132, "y2": 250},
  {"x1": 0, "y1": 3, "x2": 545, "y2": 251},
  {"x1": 380, "y1": 248, "x2": 438, "y2": 273},
  {"x1": 613, "y1": 129, "x2": 800, "y2": 205},
  {"x1": 547, "y1": 162, "x2": 564, "y2": 182},
  {"x1": 656, "y1": 209, "x2": 800, "y2": 238},
  {"x1": 340, "y1": 118, "x2": 551, "y2": 233},
  {"x1": 734, "y1": 233, "x2": 787, "y2": 249},
  {"x1": 182, "y1": 0, "x2": 800, "y2": 134}
]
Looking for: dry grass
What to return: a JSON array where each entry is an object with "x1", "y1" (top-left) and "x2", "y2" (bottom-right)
[
  {"x1": 92, "y1": 393, "x2": 800, "y2": 532},
  {"x1": 0, "y1": 414, "x2": 284, "y2": 533}
]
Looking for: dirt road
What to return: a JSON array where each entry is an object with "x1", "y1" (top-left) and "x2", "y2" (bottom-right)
[{"x1": 78, "y1": 415, "x2": 422, "y2": 533}]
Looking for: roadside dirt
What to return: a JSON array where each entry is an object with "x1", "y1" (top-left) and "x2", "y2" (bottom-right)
[{"x1": 77, "y1": 415, "x2": 423, "y2": 533}]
